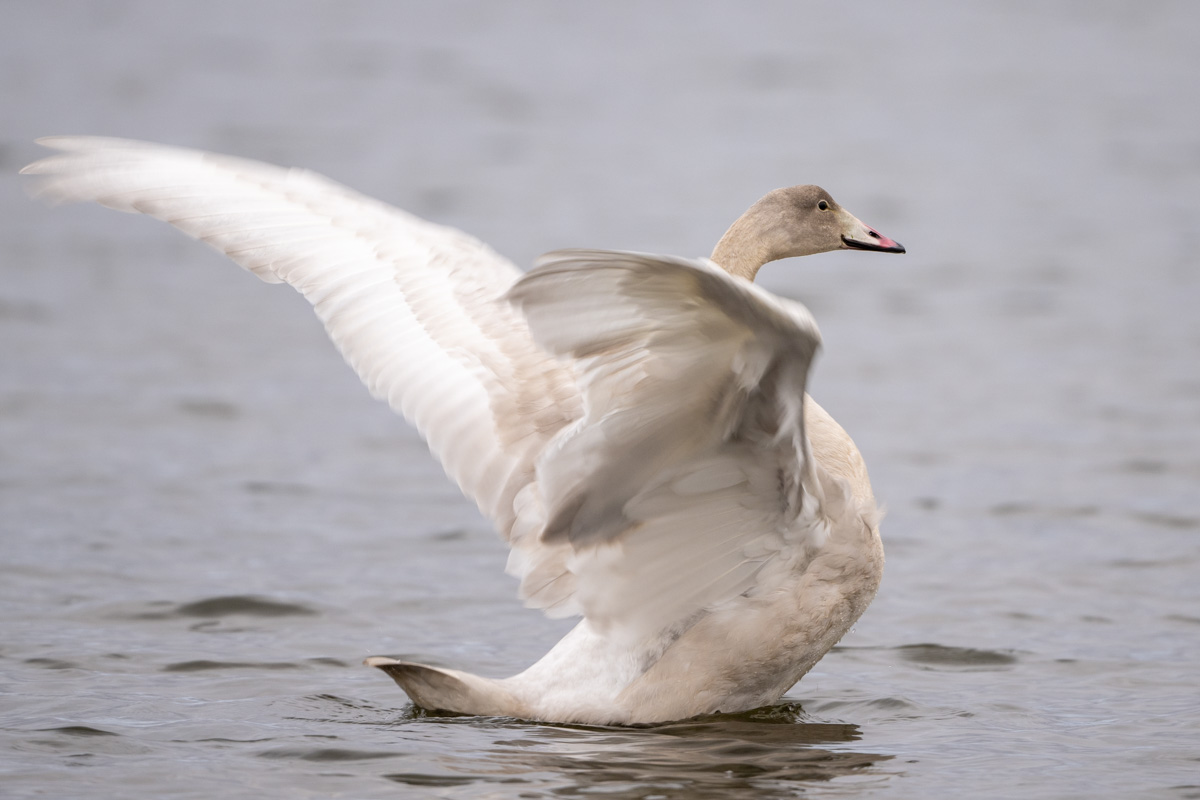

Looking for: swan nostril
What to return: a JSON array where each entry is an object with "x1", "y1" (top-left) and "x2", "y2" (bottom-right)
[{"x1": 868, "y1": 230, "x2": 881, "y2": 239}]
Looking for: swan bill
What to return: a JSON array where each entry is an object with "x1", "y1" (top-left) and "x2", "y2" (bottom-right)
[{"x1": 841, "y1": 233, "x2": 906, "y2": 254}]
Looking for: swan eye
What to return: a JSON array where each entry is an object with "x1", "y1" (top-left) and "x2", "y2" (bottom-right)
[{"x1": 817, "y1": 200, "x2": 829, "y2": 211}]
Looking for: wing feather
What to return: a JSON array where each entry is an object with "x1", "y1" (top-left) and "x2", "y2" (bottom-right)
[
  {"x1": 25, "y1": 139, "x2": 839, "y2": 641},
  {"x1": 22, "y1": 136, "x2": 580, "y2": 535},
  {"x1": 508, "y1": 250, "x2": 827, "y2": 636}
]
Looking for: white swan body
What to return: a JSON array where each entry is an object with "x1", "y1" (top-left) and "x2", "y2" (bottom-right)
[{"x1": 23, "y1": 137, "x2": 904, "y2": 725}]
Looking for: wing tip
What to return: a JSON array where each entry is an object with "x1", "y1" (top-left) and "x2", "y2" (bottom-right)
[{"x1": 364, "y1": 656, "x2": 404, "y2": 668}]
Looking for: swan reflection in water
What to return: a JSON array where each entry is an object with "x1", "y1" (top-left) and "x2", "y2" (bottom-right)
[{"x1": 378, "y1": 703, "x2": 893, "y2": 798}]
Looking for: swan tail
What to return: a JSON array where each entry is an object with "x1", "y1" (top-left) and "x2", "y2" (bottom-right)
[{"x1": 364, "y1": 657, "x2": 523, "y2": 717}]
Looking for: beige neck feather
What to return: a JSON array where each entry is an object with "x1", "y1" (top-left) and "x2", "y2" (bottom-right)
[{"x1": 710, "y1": 208, "x2": 775, "y2": 281}]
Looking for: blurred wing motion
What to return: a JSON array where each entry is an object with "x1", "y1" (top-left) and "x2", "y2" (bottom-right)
[
  {"x1": 509, "y1": 250, "x2": 827, "y2": 637},
  {"x1": 24, "y1": 138, "x2": 830, "y2": 640}
]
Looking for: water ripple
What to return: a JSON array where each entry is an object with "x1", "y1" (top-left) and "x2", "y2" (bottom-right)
[
  {"x1": 171, "y1": 596, "x2": 317, "y2": 618},
  {"x1": 162, "y1": 660, "x2": 305, "y2": 672},
  {"x1": 896, "y1": 643, "x2": 1019, "y2": 669},
  {"x1": 114, "y1": 595, "x2": 319, "y2": 621},
  {"x1": 36, "y1": 726, "x2": 117, "y2": 737},
  {"x1": 258, "y1": 746, "x2": 401, "y2": 762}
]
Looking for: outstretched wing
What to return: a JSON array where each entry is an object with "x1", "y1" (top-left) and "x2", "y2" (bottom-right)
[
  {"x1": 25, "y1": 140, "x2": 838, "y2": 641},
  {"x1": 22, "y1": 136, "x2": 580, "y2": 536},
  {"x1": 507, "y1": 250, "x2": 832, "y2": 638}
]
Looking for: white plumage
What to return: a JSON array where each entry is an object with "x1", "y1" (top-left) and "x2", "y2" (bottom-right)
[{"x1": 23, "y1": 137, "x2": 904, "y2": 724}]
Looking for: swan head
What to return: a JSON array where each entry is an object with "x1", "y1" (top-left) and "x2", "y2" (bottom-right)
[{"x1": 711, "y1": 185, "x2": 905, "y2": 280}]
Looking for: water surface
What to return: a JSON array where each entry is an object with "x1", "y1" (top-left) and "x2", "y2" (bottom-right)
[{"x1": 2, "y1": 2, "x2": 1199, "y2": 797}]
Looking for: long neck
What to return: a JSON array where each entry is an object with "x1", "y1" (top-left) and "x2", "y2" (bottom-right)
[
  {"x1": 710, "y1": 211, "x2": 773, "y2": 281},
  {"x1": 711, "y1": 193, "x2": 803, "y2": 281}
]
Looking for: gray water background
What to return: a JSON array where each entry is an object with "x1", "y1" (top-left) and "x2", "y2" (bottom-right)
[{"x1": 2, "y1": 2, "x2": 1198, "y2": 797}]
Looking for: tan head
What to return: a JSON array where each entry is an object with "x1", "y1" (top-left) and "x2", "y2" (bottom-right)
[{"x1": 710, "y1": 185, "x2": 905, "y2": 281}]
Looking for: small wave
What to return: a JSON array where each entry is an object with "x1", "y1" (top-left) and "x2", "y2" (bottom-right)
[
  {"x1": 1130, "y1": 512, "x2": 1198, "y2": 530},
  {"x1": 896, "y1": 643, "x2": 1018, "y2": 669},
  {"x1": 24, "y1": 657, "x2": 79, "y2": 670},
  {"x1": 807, "y1": 696, "x2": 918, "y2": 716},
  {"x1": 259, "y1": 747, "x2": 400, "y2": 762},
  {"x1": 114, "y1": 595, "x2": 318, "y2": 621},
  {"x1": 162, "y1": 659, "x2": 304, "y2": 672},
  {"x1": 305, "y1": 693, "x2": 380, "y2": 710},
  {"x1": 1121, "y1": 458, "x2": 1169, "y2": 474},
  {"x1": 306, "y1": 657, "x2": 350, "y2": 668},
  {"x1": 38, "y1": 726, "x2": 117, "y2": 737},
  {"x1": 384, "y1": 773, "x2": 482, "y2": 787},
  {"x1": 173, "y1": 595, "x2": 317, "y2": 618},
  {"x1": 242, "y1": 480, "x2": 313, "y2": 496},
  {"x1": 27, "y1": 726, "x2": 149, "y2": 756},
  {"x1": 1110, "y1": 556, "x2": 1194, "y2": 569},
  {"x1": 176, "y1": 398, "x2": 239, "y2": 419},
  {"x1": 988, "y1": 502, "x2": 1098, "y2": 518}
]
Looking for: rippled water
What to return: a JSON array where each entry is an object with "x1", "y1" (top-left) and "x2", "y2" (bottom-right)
[{"x1": 3, "y1": 2, "x2": 1200, "y2": 798}]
